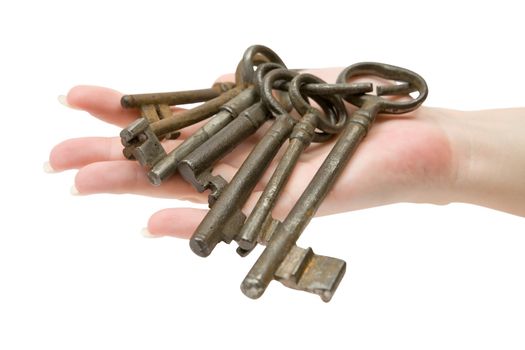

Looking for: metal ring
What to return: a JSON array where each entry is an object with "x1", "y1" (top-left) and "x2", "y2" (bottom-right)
[
  {"x1": 239, "y1": 45, "x2": 287, "y2": 85},
  {"x1": 261, "y1": 68, "x2": 298, "y2": 117},
  {"x1": 336, "y1": 62, "x2": 428, "y2": 114},
  {"x1": 288, "y1": 73, "x2": 348, "y2": 141}
]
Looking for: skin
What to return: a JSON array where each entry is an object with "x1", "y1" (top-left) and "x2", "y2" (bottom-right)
[{"x1": 48, "y1": 68, "x2": 525, "y2": 239}]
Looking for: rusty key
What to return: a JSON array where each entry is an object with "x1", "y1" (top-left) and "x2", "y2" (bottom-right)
[
  {"x1": 176, "y1": 62, "x2": 287, "y2": 201},
  {"x1": 147, "y1": 86, "x2": 258, "y2": 185},
  {"x1": 188, "y1": 67, "x2": 301, "y2": 257},
  {"x1": 240, "y1": 62, "x2": 428, "y2": 301},
  {"x1": 237, "y1": 73, "x2": 352, "y2": 255}
]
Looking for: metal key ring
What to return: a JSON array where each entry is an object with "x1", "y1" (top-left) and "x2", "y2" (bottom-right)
[
  {"x1": 262, "y1": 69, "x2": 346, "y2": 143},
  {"x1": 254, "y1": 62, "x2": 293, "y2": 114},
  {"x1": 336, "y1": 62, "x2": 428, "y2": 114},
  {"x1": 288, "y1": 73, "x2": 348, "y2": 139},
  {"x1": 260, "y1": 67, "x2": 299, "y2": 117},
  {"x1": 238, "y1": 45, "x2": 287, "y2": 85}
]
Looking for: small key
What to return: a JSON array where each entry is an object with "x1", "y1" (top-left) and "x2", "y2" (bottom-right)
[
  {"x1": 119, "y1": 83, "x2": 241, "y2": 168},
  {"x1": 176, "y1": 62, "x2": 287, "y2": 197},
  {"x1": 240, "y1": 62, "x2": 428, "y2": 301},
  {"x1": 148, "y1": 86, "x2": 258, "y2": 185},
  {"x1": 149, "y1": 86, "x2": 243, "y2": 138}
]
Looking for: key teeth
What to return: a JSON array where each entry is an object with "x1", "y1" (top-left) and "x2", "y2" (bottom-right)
[
  {"x1": 120, "y1": 117, "x2": 149, "y2": 145},
  {"x1": 133, "y1": 132, "x2": 166, "y2": 168},
  {"x1": 274, "y1": 245, "x2": 346, "y2": 302}
]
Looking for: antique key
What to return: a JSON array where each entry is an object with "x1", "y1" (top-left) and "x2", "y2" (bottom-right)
[
  {"x1": 147, "y1": 87, "x2": 258, "y2": 185},
  {"x1": 241, "y1": 62, "x2": 428, "y2": 301},
  {"x1": 236, "y1": 73, "x2": 351, "y2": 255},
  {"x1": 187, "y1": 67, "x2": 298, "y2": 256},
  {"x1": 176, "y1": 61, "x2": 287, "y2": 201}
]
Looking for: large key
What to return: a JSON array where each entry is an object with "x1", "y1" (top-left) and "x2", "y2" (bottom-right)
[
  {"x1": 187, "y1": 67, "x2": 299, "y2": 256},
  {"x1": 237, "y1": 73, "x2": 352, "y2": 255},
  {"x1": 240, "y1": 62, "x2": 429, "y2": 301}
]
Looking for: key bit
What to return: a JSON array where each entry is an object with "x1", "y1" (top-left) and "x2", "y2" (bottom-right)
[
  {"x1": 120, "y1": 117, "x2": 166, "y2": 168},
  {"x1": 274, "y1": 246, "x2": 345, "y2": 302}
]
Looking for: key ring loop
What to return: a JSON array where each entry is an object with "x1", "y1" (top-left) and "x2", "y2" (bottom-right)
[
  {"x1": 236, "y1": 45, "x2": 287, "y2": 86},
  {"x1": 260, "y1": 67, "x2": 298, "y2": 117},
  {"x1": 336, "y1": 62, "x2": 428, "y2": 114},
  {"x1": 288, "y1": 73, "x2": 348, "y2": 142}
]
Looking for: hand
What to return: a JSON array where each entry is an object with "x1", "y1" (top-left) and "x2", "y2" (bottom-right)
[{"x1": 48, "y1": 68, "x2": 520, "y2": 239}]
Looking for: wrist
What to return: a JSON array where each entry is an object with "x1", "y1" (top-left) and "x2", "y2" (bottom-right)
[{"x1": 444, "y1": 108, "x2": 525, "y2": 216}]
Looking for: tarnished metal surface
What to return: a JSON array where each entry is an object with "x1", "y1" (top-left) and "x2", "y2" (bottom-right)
[
  {"x1": 237, "y1": 73, "x2": 351, "y2": 255},
  {"x1": 112, "y1": 45, "x2": 428, "y2": 302},
  {"x1": 148, "y1": 87, "x2": 258, "y2": 185},
  {"x1": 120, "y1": 82, "x2": 235, "y2": 108},
  {"x1": 188, "y1": 68, "x2": 298, "y2": 257}
]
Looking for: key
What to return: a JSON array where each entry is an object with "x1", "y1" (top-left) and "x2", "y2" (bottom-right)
[
  {"x1": 119, "y1": 83, "x2": 241, "y2": 168},
  {"x1": 176, "y1": 62, "x2": 287, "y2": 199},
  {"x1": 120, "y1": 82, "x2": 235, "y2": 109},
  {"x1": 237, "y1": 73, "x2": 353, "y2": 255},
  {"x1": 240, "y1": 62, "x2": 429, "y2": 301},
  {"x1": 149, "y1": 86, "x2": 243, "y2": 138},
  {"x1": 188, "y1": 67, "x2": 300, "y2": 257},
  {"x1": 147, "y1": 86, "x2": 258, "y2": 185}
]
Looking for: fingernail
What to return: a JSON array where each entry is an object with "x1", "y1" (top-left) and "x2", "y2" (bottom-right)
[
  {"x1": 43, "y1": 161, "x2": 56, "y2": 173},
  {"x1": 141, "y1": 227, "x2": 161, "y2": 238},
  {"x1": 57, "y1": 95, "x2": 79, "y2": 110},
  {"x1": 70, "y1": 185, "x2": 80, "y2": 196}
]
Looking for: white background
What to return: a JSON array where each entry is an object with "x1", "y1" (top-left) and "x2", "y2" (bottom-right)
[{"x1": 1, "y1": 1, "x2": 524, "y2": 349}]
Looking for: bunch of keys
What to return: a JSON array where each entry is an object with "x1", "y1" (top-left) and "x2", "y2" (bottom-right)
[{"x1": 118, "y1": 45, "x2": 428, "y2": 301}]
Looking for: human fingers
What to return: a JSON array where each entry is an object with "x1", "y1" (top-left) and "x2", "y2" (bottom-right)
[
  {"x1": 146, "y1": 208, "x2": 208, "y2": 239},
  {"x1": 73, "y1": 160, "x2": 242, "y2": 201},
  {"x1": 48, "y1": 136, "x2": 184, "y2": 172},
  {"x1": 63, "y1": 85, "x2": 185, "y2": 128}
]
